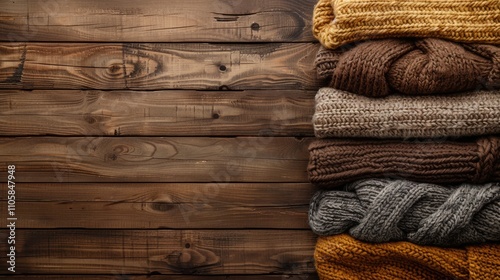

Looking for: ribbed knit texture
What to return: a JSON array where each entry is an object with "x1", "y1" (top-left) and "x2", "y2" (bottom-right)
[
  {"x1": 313, "y1": 0, "x2": 500, "y2": 49},
  {"x1": 315, "y1": 39, "x2": 500, "y2": 97},
  {"x1": 309, "y1": 179, "x2": 500, "y2": 246},
  {"x1": 313, "y1": 88, "x2": 500, "y2": 138},
  {"x1": 315, "y1": 234, "x2": 500, "y2": 280},
  {"x1": 308, "y1": 137, "x2": 500, "y2": 188}
]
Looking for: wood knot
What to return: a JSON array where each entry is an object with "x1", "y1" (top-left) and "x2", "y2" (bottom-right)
[
  {"x1": 109, "y1": 63, "x2": 121, "y2": 73},
  {"x1": 150, "y1": 202, "x2": 175, "y2": 212},
  {"x1": 112, "y1": 144, "x2": 131, "y2": 154},
  {"x1": 105, "y1": 153, "x2": 118, "y2": 161},
  {"x1": 105, "y1": 61, "x2": 125, "y2": 79},
  {"x1": 164, "y1": 248, "x2": 221, "y2": 272},
  {"x1": 179, "y1": 251, "x2": 192, "y2": 263},
  {"x1": 251, "y1": 22, "x2": 260, "y2": 31},
  {"x1": 83, "y1": 113, "x2": 96, "y2": 124}
]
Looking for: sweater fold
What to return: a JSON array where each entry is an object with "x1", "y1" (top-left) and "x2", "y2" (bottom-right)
[
  {"x1": 313, "y1": 88, "x2": 500, "y2": 138},
  {"x1": 308, "y1": 137, "x2": 500, "y2": 188},
  {"x1": 309, "y1": 179, "x2": 500, "y2": 246},
  {"x1": 315, "y1": 39, "x2": 500, "y2": 97},
  {"x1": 315, "y1": 234, "x2": 500, "y2": 280},
  {"x1": 313, "y1": 0, "x2": 500, "y2": 49}
]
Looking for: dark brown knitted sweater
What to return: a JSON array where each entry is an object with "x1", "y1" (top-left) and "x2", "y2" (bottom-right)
[
  {"x1": 315, "y1": 38, "x2": 500, "y2": 97},
  {"x1": 308, "y1": 137, "x2": 500, "y2": 188}
]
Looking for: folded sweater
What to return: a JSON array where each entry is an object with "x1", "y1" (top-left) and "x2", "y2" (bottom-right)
[
  {"x1": 313, "y1": 0, "x2": 500, "y2": 49},
  {"x1": 309, "y1": 179, "x2": 500, "y2": 246},
  {"x1": 315, "y1": 234, "x2": 500, "y2": 280},
  {"x1": 315, "y1": 39, "x2": 500, "y2": 97},
  {"x1": 313, "y1": 88, "x2": 500, "y2": 138},
  {"x1": 308, "y1": 137, "x2": 500, "y2": 188}
]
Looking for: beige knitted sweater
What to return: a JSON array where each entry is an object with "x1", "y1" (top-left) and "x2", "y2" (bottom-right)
[{"x1": 314, "y1": 88, "x2": 500, "y2": 138}]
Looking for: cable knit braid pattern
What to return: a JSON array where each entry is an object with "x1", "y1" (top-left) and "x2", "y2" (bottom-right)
[
  {"x1": 313, "y1": 88, "x2": 500, "y2": 138},
  {"x1": 315, "y1": 234, "x2": 500, "y2": 280},
  {"x1": 308, "y1": 137, "x2": 500, "y2": 188},
  {"x1": 315, "y1": 39, "x2": 500, "y2": 97},
  {"x1": 309, "y1": 179, "x2": 500, "y2": 246},
  {"x1": 313, "y1": 0, "x2": 500, "y2": 49}
]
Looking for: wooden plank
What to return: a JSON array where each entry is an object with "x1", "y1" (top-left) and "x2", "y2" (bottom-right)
[
  {"x1": 0, "y1": 0, "x2": 316, "y2": 43},
  {"x1": 0, "y1": 43, "x2": 320, "y2": 90},
  {"x1": 0, "y1": 276, "x2": 319, "y2": 279},
  {"x1": 0, "y1": 183, "x2": 315, "y2": 229},
  {"x1": 0, "y1": 90, "x2": 315, "y2": 136},
  {"x1": 0, "y1": 202, "x2": 308, "y2": 229},
  {"x1": 0, "y1": 137, "x2": 310, "y2": 182},
  {"x1": 0, "y1": 230, "x2": 316, "y2": 275},
  {"x1": 0, "y1": 183, "x2": 315, "y2": 204}
]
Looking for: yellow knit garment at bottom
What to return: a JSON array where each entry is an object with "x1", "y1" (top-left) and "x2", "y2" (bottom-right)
[
  {"x1": 315, "y1": 235, "x2": 500, "y2": 280},
  {"x1": 313, "y1": 0, "x2": 500, "y2": 49}
]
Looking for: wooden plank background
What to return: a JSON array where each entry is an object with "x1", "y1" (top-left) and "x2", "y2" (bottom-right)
[
  {"x1": 0, "y1": 43, "x2": 320, "y2": 90},
  {"x1": 0, "y1": 230, "x2": 317, "y2": 274},
  {"x1": 0, "y1": 137, "x2": 310, "y2": 182},
  {"x1": 0, "y1": 0, "x2": 323, "y2": 278},
  {"x1": 1, "y1": 0, "x2": 317, "y2": 42},
  {"x1": 0, "y1": 183, "x2": 314, "y2": 229},
  {"x1": 0, "y1": 90, "x2": 315, "y2": 136}
]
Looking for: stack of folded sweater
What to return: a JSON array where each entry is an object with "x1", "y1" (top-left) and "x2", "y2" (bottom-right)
[{"x1": 308, "y1": 0, "x2": 500, "y2": 279}]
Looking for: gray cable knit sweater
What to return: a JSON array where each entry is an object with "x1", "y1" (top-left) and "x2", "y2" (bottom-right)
[{"x1": 309, "y1": 179, "x2": 500, "y2": 246}]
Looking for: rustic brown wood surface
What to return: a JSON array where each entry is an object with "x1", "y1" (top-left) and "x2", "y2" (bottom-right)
[
  {"x1": 0, "y1": 43, "x2": 321, "y2": 90},
  {"x1": 5, "y1": 201, "x2": 309, "y2": 228},
  {"x1": 0, "y1": 137, "x2": 310, "y2": 182},
  {"x1": 1, "y1": 182, "x2": 315, "y2": 203},
  {"x1": 0, "y1": 183, "x2": 316, "y2": 229},
  {"x1": 0, "y1": 0, "x2": 319, "y2": 278},
  {"x1": 0, "y1": 0, "x2": 317, "y2": 42},
  {"x1": 0, "y1": 90, "x2": 315, "y2": 136},
  {"x1": 0, "y1": 229, "x2": 316, "y2": 275}
]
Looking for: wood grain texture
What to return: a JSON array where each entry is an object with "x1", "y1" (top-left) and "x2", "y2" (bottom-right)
[
  {"x1": 0, "y1": 183, "x2": 315, "y2": 203},
  {"x1": 0, "y1": 43, "x2": 321, "y2": 90},
  {"x1": 0, "y1": 183, "x2": 316, "y2": 229},
  {"x1": 0, "y1": 0, "x2": 316, "y2": 42},
  {"x1": 0, "y1": 230, "x2": 316, "y2": 275},
  {"x1": 0, "y1": 90, "x2": 315, "y2": 136},
  {"x1": 0, "y1": 137, "x2": 310, "y2": 182},
  {"x1": 0, "y1": 202, "x2": 308, "y2": 228},
  {"x1": 0, "y1": 1, "x2": 320, "y2": 277}
]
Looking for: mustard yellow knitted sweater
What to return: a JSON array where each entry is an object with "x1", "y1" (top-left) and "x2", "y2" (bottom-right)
[
  {"x1": 313, "y1": 0, "x2": 500, "y2": 49},
  {"x1": 315, "y1": 234, "x2": 500, "y2": 280}
]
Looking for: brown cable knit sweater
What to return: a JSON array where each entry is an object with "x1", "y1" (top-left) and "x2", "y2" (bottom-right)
[
  {"x1": 308, "y1": 137, "x2": 500, "y2": 188},
  {"x1": 315, "y1": 38, "x2": 500, "y2": 97}
]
